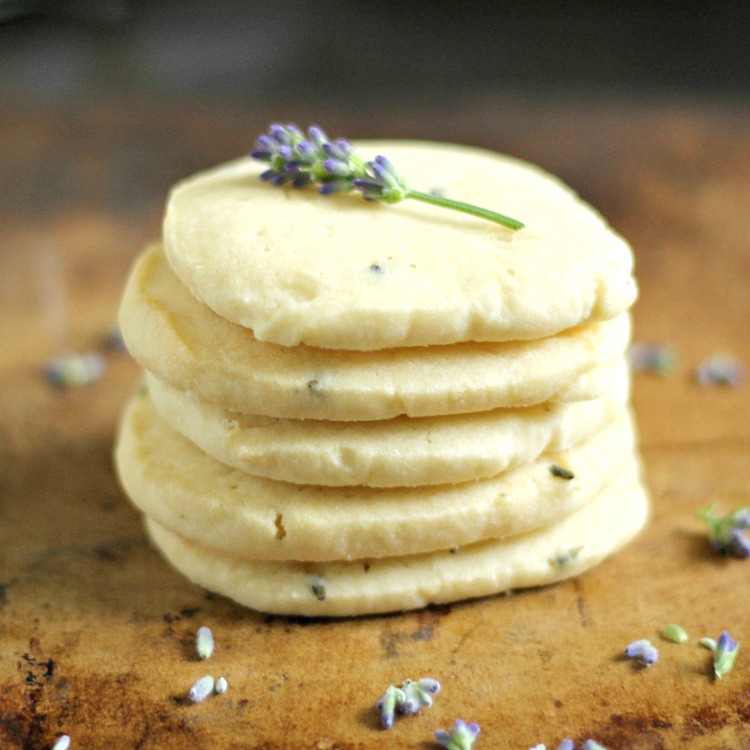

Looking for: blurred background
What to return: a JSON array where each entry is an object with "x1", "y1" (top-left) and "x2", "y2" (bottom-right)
[
  {"x1": 2, "y1": 0, "x2": 749, "y2": 109},
  {"x1": 3, "y1": 0, "x2": 749, "y2": 218}
]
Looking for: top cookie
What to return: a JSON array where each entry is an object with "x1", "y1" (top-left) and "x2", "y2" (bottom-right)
[{"x1": 163, "y1": 141, "x2": 637, "y2": 351}]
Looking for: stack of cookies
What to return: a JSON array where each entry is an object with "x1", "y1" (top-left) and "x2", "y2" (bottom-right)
[{"x1": 114, "y1": 141, "x2": 648, "y2": 617}]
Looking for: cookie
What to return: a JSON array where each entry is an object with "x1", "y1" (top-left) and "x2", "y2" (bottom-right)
[
  {"x1": 115, "y1": 387, "x2": 639, "y2": 562},
  {"x1": 163, "y1": 142, "x2": 637, "y2": 350},
  {"x1": 119, "y1": 244, "x2": 630, "y2": 420},
  {"x1": 145, "y1": 365, "x2": 630, "y2": 487},
  {"x1": 143, "y1": 471, "x2": 649, "y2": 616}
]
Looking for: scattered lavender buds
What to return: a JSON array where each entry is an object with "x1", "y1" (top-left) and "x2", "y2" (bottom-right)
[
  {"x1": 711, "y1": 631, "x2": 740, "y2": 680},
  {"x1": 662, "y1": 624, "x2": 689, "y2": 644},
  {"x1": 251, "y1": 123, "x2": 524, "y2": 230},
  {"x1": 196, "y1": 626, "x2": 214, "y2": 660},
  {"x1": 44, "y1": 351, "x2": 106, "y2": 388},
  {"x1": 188, "y1": 675, "x2": 215, "y2": 703},
  {"x1": 628, "y1": 342, "x2": 677, "y2": 375},
  {"x1": 215, "y1": 676, "x2": 228, "y2": 694},
  {"x1": 435, "y1": 719, "x2": 480, "y2": 750},
  {"x1": 376, "y1": 678, "x2": 441, "y2": 728},
  {"x1": 549, "y1": 464, "x2": 575, "y2": 480},
  {"x1": 695, "y1": 353, "x2": 744, "y2": 387},
  {"x1": 51, "y1": 736, "x2": 71, "y2": 750},
  {"x1": 624, "y1": 639, "x2": 659, "y2": 666},
  {"x1": 696, "y1": 504, "x2": 750, "y2": 558}
]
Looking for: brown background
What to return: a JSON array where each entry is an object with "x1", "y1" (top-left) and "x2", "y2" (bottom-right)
[
  {"x1": 2, "y1": 5, "x2": 750, "y2": 746},
  {"x1": 2, "y1": 98, "x2": 750, "y2": 750}
]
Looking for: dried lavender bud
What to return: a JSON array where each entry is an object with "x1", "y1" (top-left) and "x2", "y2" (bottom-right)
[
  {"x1": 251, "y1": 123, "x2": 524, "y2": 230},
  {"x1": 188, "y1": 675, "x2": 215, "y2": 703},
  {"x1": 695, "y1": 353, "x2": 744, "y2": 387},
  {"x1": 51, "y1": 736, "x2": 71, "y2": 750},
  {"x1": 662, "y1": 624, "x2": 689, "y2": 644},
  {"x1": 44, "y1": 351, "x2": 106, "y2": 388},
  {"x1": 628, "y1": 342, "x2": 676, "y2": 375},
  {"x1": 713, "y1": 631, "x2": 740, "y2": 679},
  {"x1": 696, "y1": 504, "x2": 750, "y2": 558},
  {"x1": 215, "y1": 676, "x2": 228, "y2": 694},
  {"x1": 195, "y1": 626, "x2": 214, "y2": 660},
  {"x1": 699, "y1": 637, "x2": 717, "y2": 651},
  {"x1": 435, "y1": 719, "x2": 480, "y2": 750},
  {"x1": 549, "y1": 464, "x2": 575, "y2": 480},
  {"x1": 549, "y1": 546, "x2": 583, "y2": 569},
  {"x1": 583, "y1": 742, "x2": 609, "y2": 750},
  {"x1": 556, "y1": 742, "x2": 575, "y2": 750},
  {"x1": 624, "y1": 639, "x2": 658, "y2": 666},
  {"x1": 310, "y1": 575, "x2": 326, "y2": 601}
]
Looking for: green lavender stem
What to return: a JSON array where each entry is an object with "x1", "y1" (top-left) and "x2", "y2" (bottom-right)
[{"x1": 406, "y1": 189, "x2": 524, "y2": 230}]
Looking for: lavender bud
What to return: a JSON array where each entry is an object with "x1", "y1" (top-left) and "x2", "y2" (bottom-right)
[
  {"x1": 731, "y1": 528, "x2": 750, "y2": 558},
  {"x1": 624, "y1": 639, "x2": 651, "y2": 658},
  {"x1": 188, "y1": 675, "x2": 215, "y2": 703},
  {"x1": 714, "y1": 630, "x2": 740, "y2": 679},
  {"x1": 417, "y1": 677, "x2": 441, "y2": 694},
  {"x1": 557, "y1": 741, "x2": 575, "y2": 750},
  {"x1": 195, "y1": 626, "x2": 214, "y2": 660},
  {"x1": 377, "y1": 685, "x2": 404, "y2": 729},
  {"x1": 642, "y1": 645, "x2": 659, "y2": 666},
  {"x1": 51, "y1": 736, "x2": 71, "y2": 750},
  {"x1": 583, "y1": 742, "x2": 609, "y2": 750},
  {"x1": 308, "y1": 125, "x2": 328, "y2": 148},
  {"x1": 318, "y1": 179, "x2": 353, "y2": 196},
  {"x1": 323, "y1": 158, "x2": 352, "y2": 177},
  {"x1": 215, "y1": 676, "x2": 228, "y2": 694},
  {"x1": 435, "y1": 719, "x2": 480, "y2": 750}
]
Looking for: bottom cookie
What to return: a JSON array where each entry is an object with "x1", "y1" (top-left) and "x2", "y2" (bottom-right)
[{"x1": 143, "y1": 473, "x2": 649, "y2": 617}]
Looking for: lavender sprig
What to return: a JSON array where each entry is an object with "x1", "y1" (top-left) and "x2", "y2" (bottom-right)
[
  {"x1": 435, "y1": 719, "x2": 480, "y2": 750},
  {"x1": 251, "y1": 123, "x2": 524, "y2": 230},
  {"x1": 696, "y1": 504, "x2": 750, "y2": 558}
]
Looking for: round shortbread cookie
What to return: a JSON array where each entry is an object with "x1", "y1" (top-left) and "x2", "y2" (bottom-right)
[
  {"x1": 119, "y1": 244, "x2": 631, "y2": 420},
  {"x1": 146, "y1": 365, "x2": 630, "y2": 487},
  {"x1": 115, "y1": 389, "x2": 639, "y2": 561},
  {"x1": 143, "y1": 473, "x2": 649, "y2": 616},
  {"x1": 163, "y1": 142, "x2": 637, "y2": 350}
]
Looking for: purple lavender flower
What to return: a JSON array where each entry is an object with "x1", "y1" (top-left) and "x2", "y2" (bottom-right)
[
  {"x1": 624, "y1": 639, "x2": 658, "y2": 666},
  {"x1": 250, "y1": 123, "x2": 524, "y2": 229},
  {"x1": 713, "y1": 631, "x2": 740, "y2": 679},
  {"x1": 435, "y1": 719, "x2": 480, "y2": 750},
  {"x1": 696, "y1": 505, "x2": 750, "y2": 558},
  {"x1": 556, "y1": 741, "x2": 575, "y2": 750}
]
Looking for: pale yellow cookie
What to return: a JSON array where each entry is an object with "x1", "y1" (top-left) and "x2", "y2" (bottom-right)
[
  {"x1": 146, "y1": 365, "x2": 630, "y2": 487},
  {"x1": 115, "y1": 388, "x2": 640, "y2": 561},
  {"x1": 119, "y1": 244, "x2": 631, "y2": 420},
  {"x1": 163, "y1": 142, "x2": 637, "y2": 350},
  {"x1": 143, "y1": 471, "x2": 649, "y2": 616}
]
